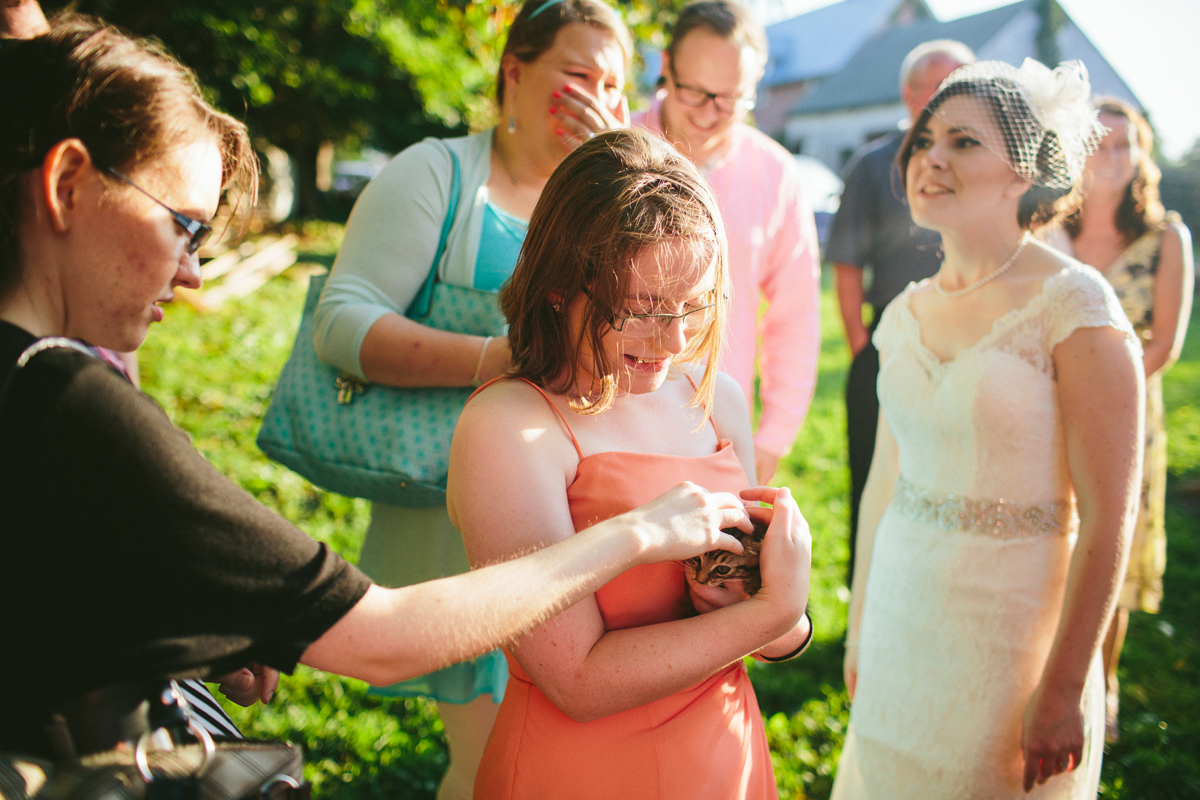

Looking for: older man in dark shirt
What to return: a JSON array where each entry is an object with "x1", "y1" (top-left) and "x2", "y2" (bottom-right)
[{"x1": 827, "y1": 39, "x2": 974, "y2": 582}]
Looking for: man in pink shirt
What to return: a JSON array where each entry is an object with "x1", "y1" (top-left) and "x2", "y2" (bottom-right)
[{"x1": 634, "y1": 0, "x2": 820, "y2": 484}]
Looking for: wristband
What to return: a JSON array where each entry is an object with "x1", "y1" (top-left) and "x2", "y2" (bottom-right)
[
  {"x1": 471, "y1": 336, "x2": 493, "y2": 387},
  {"x1": 759, "y1": 611, "x2": 814, "y2": 662}
]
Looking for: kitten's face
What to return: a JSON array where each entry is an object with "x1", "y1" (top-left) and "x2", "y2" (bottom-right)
[{"x1": 684, "y1": 520, "x2": 767, "y2": 596}]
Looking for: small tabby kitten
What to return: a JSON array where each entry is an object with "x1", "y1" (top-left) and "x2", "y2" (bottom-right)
[{"x1": 684, "y1": 520, "x2": 768, "y2": 596}]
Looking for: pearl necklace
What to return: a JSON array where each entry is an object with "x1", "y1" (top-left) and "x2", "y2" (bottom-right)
[{"x1": 934, "y1": 233, "x2": 1031, "y2": 298}]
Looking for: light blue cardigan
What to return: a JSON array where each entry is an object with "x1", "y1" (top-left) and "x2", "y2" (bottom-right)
[{"x1": 313, "y1": 130, "x2": 496, "y2": 379}]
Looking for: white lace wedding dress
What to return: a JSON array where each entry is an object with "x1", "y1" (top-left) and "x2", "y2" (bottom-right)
[{"x1": 831, "y1": 264, "x2": 1137, "y2": 799}]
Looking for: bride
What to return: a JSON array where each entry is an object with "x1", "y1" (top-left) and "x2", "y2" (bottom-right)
[{"x1": 832, "y1": 60, "x2": 1144, "y2": 798}]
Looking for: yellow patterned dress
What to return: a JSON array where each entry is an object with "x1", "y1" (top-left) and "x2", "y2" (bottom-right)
[{"x1": 1097, "y1": 214, "x2": 1181, "y2": 613}]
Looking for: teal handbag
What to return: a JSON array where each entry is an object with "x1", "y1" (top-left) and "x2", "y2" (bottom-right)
[{"x1": 257, "y1": 148, "x2": 508, "y2": 507}]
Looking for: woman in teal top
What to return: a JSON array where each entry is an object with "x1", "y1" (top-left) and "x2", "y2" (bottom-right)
[{"x1": 312, "y1": 2, "x2": 630, "y2": 796}]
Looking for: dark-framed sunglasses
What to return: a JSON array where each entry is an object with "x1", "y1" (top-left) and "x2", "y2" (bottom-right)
[
  {"x1": 105, "y1": 167, "x2": 213, "y2": 255},
  {"x1": 667, "y1": 68, "x2": 756, "y2": 115}
]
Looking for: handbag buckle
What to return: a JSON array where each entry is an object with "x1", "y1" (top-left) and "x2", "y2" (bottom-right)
[{"x1": 335, "y1": 374, "x2": 367, "y2": 405}]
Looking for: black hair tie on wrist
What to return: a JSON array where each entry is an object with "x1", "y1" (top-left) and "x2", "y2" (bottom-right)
[{"x1": 758, "y1": 610, "x2": 814, "y2": 663}]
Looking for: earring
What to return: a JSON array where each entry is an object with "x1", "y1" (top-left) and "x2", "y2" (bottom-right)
[
  {"x1": 508, "y1": 116, "x2": 516, "y2": 134},
  {"x1": 551, "y1": 300, "x2": 562, "y2": 312}
]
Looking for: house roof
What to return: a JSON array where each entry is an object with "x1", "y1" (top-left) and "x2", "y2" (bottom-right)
[
  {"x1": 763, "y1": 0, "x2": 924, "y2": 87},
  {"x1": 790, "y1": 1, "x2": 1027, "y2": 114}
]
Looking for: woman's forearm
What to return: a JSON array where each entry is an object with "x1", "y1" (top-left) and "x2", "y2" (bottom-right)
[
  {"x1": 528, "y1": 596, "x2": 801, "y2": 722},
  {"x1": 1145, "y1": 221, "x2": 1194, "y2": 379},
  {"x1": 1037, "y1": 510, "x2": 1130, "y2": 695},
  {"x1": 303, "y1": 483, "x2": 752, "y2": 686},
  {"x1": 754, "y1": 613, "x2": 813, "y2": 660},
  {"x1": 302, "y1": 512, "x2": 648, "y2": 685},
  {"x1": 835, "y1": 264, "x2": 870, "y2": 355},
  {"x1": 1141, "y1": 339, "x2": 1173, "y2": 378},
  {"x1": 358, "y1": 314, "x2": 507, "y2": 387}
]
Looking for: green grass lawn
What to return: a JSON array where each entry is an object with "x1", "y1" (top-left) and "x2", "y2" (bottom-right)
[{"x1": 139, "y1": 228, "x2": 1200, "y2": 799}]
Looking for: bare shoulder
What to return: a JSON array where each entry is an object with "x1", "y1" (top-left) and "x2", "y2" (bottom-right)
[
  {"x1": 453, "y1": 379, "x2": 578, "y2": 463},
  {"x1": 456, "y1": 379, "x2": 554, "y2": 429},
  {"x1": 1028, "y1": 237, "x2": 1076, "y2": 275},
  {"x1": 449, "y1": 378, "x2": 580, "y2": 554},
  {"x1": 712, "y1": 369, "x2": 749, "y2": 419},
  {"x1": 709, "y1": 369, "x2": 754, "y2": 466},
  {"x1": 670, "y1": 364, "x2": 750, "y2": 441}
]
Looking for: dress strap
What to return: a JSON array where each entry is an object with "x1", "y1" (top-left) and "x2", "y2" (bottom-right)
[
  {"x1": 681, "y1": 369, "x2": 722, "y2": 440},
  {"x1": 470, "y1": 376, "x2": 586, "y2": 461}
]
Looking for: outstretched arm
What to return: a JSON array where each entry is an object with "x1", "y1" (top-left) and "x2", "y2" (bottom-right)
[{"x1": 301, "y1": 481, "x2": 751, "y2": 687}]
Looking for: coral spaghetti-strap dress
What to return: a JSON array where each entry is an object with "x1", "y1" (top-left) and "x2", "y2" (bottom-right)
[{"x1": 471, "y1": 378, "x2": 776, "y2": 800}]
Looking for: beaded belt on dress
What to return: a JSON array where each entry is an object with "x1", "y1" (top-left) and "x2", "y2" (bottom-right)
[{"x1": 893, "y1": 476, "x2": 1073, "y2": 538}]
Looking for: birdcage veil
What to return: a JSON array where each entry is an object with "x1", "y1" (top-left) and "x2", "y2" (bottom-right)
[{"x1": 925, "y1": 58, "x2": 1108, "y2": 190}]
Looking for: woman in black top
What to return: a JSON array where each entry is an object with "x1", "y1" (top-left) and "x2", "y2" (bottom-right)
[{"x1": 0, "y1": 14, "x2": 752, "y2": 758}]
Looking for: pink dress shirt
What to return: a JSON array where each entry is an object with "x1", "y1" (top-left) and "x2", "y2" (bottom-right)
[{"x1": 634, "y1": 97, "x2": 821, "y2": 456}]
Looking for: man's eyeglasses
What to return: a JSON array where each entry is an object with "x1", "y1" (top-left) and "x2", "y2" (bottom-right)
[
  {"x1": 105, "y1": 167, "x2": 213, "y2": 255},
  {"x1": 585, "y1": 288, "x2": 720, "y2": 337},
  {"x1": 668, "y1": 70, "x2": 756, "y2": 115}
]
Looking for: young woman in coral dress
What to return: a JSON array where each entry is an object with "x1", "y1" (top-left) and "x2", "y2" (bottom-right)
[
  {"x1": 832, "y1": 60, "x2": 1145, "y2": 798},
  {"x1": 447, "y1": 128, "x2": 813, "y2": 800}
]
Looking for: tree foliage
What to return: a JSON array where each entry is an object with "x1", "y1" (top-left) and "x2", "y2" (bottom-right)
[{"x1": 41, "y1": 0, "x2": 684, "y2": 215}]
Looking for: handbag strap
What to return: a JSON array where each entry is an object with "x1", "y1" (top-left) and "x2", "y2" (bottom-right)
[{"x1": 404, "y1": 145, "x2": 462, "y2": 320}]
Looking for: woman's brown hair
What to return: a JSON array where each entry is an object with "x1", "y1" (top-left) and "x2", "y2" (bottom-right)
[
  {"x1": 501, "y1": 127, "x2": 729, "y2": 416},
  {"x1": 897, "y1": 76, "x2": 1081, "y2": 231},
  {"x1": 0, "y1": 12, "x2": 258, "y2": 294},
  {"x1": 1062, "y1": 97, "x2": 1164, "y2": 243},
  {"x1": 497, "y1": 0, "x2": 632, "y2": 105}
]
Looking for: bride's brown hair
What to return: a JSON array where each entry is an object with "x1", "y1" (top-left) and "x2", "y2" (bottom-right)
[{"x1": 500, "y1": 127, "x2": 729, "y2": 416}]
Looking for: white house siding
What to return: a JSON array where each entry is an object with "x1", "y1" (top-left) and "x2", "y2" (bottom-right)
[
  {"x1": 757, "y1": 80, "x2": 816, "y2": 141},
  {"x1": 783, "y1": 103, "x2": 908, "y2": 172}
]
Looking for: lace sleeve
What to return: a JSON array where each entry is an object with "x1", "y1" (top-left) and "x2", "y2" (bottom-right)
[
  {"x1": 871, "y1": 287, "x2": 910, "y2": 359},
  {"x1": 1043, "y1": 265, "x2": 1140, "y2": 353}
]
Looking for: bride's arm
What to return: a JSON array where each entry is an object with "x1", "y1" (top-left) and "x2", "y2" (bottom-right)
[
  {"x1": 844, "y1": 408, "x2": 900, "y2": 699},
  {"x1": 1022, "y1": 325, "x2": 1143, "y2": 791},
  {"x1": 449, "y1": 381, "x2": 810, "y2": 723}
]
